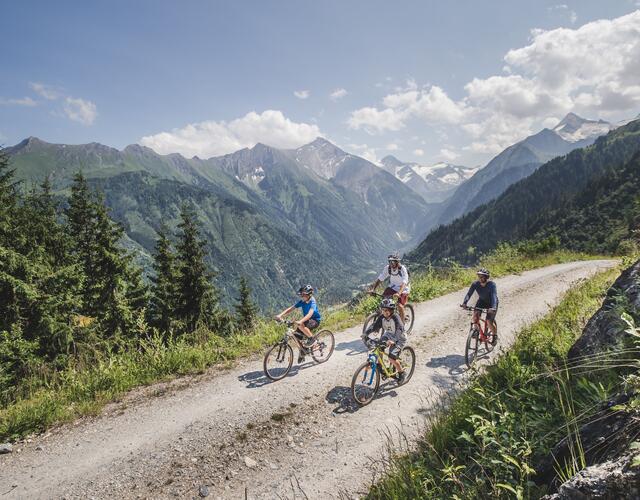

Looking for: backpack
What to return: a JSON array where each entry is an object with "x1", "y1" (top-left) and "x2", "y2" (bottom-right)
[{"x1": 388, "y1": 264, "x2": 410, "y2": 281}]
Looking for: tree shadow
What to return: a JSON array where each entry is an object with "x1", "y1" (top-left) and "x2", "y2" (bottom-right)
[
  {"x1": 425, "y1": 354, "x2": 467, "y2": 376},
  {"x1": 237, "y1": 359, "x2": 316, "y2": 389},
  {"x1": 334, "y1": 338, "x2": 367, "y2": 356},
  {"x1": 326, "y1": 383, "x2": 399, "y2": 414}
]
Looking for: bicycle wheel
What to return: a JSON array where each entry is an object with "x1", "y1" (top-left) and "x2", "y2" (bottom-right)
[
  {"x1": 311, "y1": 330, "x2": 335, "y2": 363},
  {"x1": 263, "y1": 342, "x2": 294, "y2": 381},
  {"x1": 465, "y1": 326, "x2": 480, "y2": 368},
  {"x1": 351, "y1": 361, "x2": 380, "y2": 406},
  {"x1": 396, "y1": 346, "x2": 416, "y2": 386},
  {"x1": 402, "y1": 304, "x2": 415, "y2": 335},
  {"x1": 362, "y1": 312, "x2": 378, "y2": 335}
]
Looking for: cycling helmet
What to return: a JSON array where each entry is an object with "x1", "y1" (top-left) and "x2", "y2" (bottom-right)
[
  {"x1": 297, "y1": 284, "x2": 314, "y2": 296},
  {"x1": 380, "y1": 298, "x2": 396, "y2": 310},
  {"x1": 477, "y1": 268, "x2": 490, "y2": 277},
  {"x1": 388, "y1": 252, "x2": 401, "y2": 263}
]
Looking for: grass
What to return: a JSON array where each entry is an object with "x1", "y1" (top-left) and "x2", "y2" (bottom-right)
[
  {"x1": 367, "y1": 265, "x2": 630, "y2": 499},
  {"x1": 0, "y1": 246, "x2": 611, "y2": 442}
]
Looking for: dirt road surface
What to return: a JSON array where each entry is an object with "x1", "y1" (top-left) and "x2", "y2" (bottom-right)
[{"x1": 1, "y1": 260, "x2": 616, "y2": 499}]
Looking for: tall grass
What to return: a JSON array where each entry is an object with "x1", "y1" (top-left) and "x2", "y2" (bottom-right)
[
  {"x1": 0, "y1": 247, "x2": 605, "y2": 442},
  {"x1": 367, "y1": 266, "x2": 628, "y2": 499}
]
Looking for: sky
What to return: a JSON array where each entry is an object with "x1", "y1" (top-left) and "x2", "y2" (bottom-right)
[{"x1": 2, "y1": 0, "x2": 640, "y2": 167}]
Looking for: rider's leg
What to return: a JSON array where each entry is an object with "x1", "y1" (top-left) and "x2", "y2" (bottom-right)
[{"x1": 397, "y1": 302, "x2": 405, "y2": 322}]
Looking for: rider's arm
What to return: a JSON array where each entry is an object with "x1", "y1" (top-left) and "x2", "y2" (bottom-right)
[
  {"x1": 277, "y1": 305, "x2": 296, "y2": 319},
  {"x1": 393, "y1": 314, "x2": 404, "y2": 337},
  {"x1": 462, "y1": 282, "x2": 477, "y2": 305},
  {"x1": 299, "y1": 309, "x2": 313, "y2": 322},
  {"x1": 490, "y1": 282, "x2": 498, "y2": 310},
  {"x1": 370, "y1": 278, "x2": 381, "y2": 291}
]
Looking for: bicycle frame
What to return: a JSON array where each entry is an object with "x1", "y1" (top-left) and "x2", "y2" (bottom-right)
[
  {"x1": 363, "y1": 344, "x2": 397, "y2": 383},
  {"x1": 468, "y1": 307, "x2": 492, "y2": 343}
]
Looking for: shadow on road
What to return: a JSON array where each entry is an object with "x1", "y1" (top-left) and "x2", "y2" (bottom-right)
[
  {"x1": 334, "y1": 338, "x2": 367, "y2": 356},
  {"x1": 238, "y1": 360, "x2": 317, "y2": 388},
  {"x1": 326, "y1": 384, "x2": 399, "y2": 414},
  {"x1": 426, "y1": 354, "x2": 467, "y2": 376}
]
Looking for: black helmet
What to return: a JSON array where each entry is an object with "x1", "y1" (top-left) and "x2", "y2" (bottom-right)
[
  {"x1": 388, "y1": 252, "x2": 401, "y2": 263},
  {"x1": 380, "y1": 298, "x2": 395, "y2": 310},
  {"x1": 477, "y1": 268, "x2": 490, "y2": 277},
  {"x1": 297, "y1": 284, "x2": 314, "y2": 296}
]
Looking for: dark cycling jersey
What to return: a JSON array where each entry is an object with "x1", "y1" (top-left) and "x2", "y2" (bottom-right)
[{"x1": 463, "y1": 280, "x2": 498, "y2": 309}]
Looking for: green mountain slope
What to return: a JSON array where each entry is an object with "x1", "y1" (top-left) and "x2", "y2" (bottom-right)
[{"x1": 409, "y1": 119, "x2": 640, "y2": 264}]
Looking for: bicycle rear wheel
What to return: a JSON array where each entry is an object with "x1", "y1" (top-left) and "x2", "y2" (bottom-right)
[
  {"x1": 362, "y1": 312, "x2": 378, "y2": 335},
  {"x1": 465, "y1": 326, "x2": 479, "y2": 368},
  {"x1": 403, "y1": 304, "x2": 415, "y2": 335},
  {"x1": 351, "y1": 361, "x2": 380, "y2": 406},
  {"x1": 396, "y1": 346, "x2": 416, "y2": 386},
  {"x1": 311, "y1": 330, "x2": 335, "y2": 363},
  {"x1": 263, "y1": 342, "x2": 294, "y2": 381}
]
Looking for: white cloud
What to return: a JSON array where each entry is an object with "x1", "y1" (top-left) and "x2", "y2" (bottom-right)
[
  {"x1": 29, "y1": 82, "x2": 61, "y2": 100},
  {"x1": 349, "y1": 85, "x2": 467, "y2": 134},
  {"x1": 0, "y1": 96, "x2": 37, "y2": 107},
  {"x1": 294, "y1": 90, "x2": 310, "y2": 99},
  {"x1": 348, "y1": 11, "x2": 640, "y2": 156},
  {"x1": 548, "y1": 4, "x2": 577, "y2": 25},
  {"x1": 386, "y1": 143, "x2": 399, "y2": 151},
  {"x1": 439, "y1": 148, "x2": 459, "y2": 161},
  {"x1": 63, "y1": 97, "x2": 97, "y2": 125},
  {"x1": 140, "y1": 110, "x2": 322, "y2": 158},
  {"x1": 329, "y1": 88, "x2": 348, "y2": 101},
  {"x1": 413, "y1": 148, "x2": 425, "y2": 157}
]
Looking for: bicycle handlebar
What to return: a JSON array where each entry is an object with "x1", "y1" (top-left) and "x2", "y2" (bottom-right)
[
  {"x1": 274, "y1": 318, "x2": 295, "y2": 327},
  {"x1": 461, "y1": 305, "x2": 493, "y2": 313}
]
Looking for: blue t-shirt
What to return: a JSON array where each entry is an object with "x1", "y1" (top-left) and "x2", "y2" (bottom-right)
[{"x1": 294, "y1": 296, "x2": 322, "y2": 322}]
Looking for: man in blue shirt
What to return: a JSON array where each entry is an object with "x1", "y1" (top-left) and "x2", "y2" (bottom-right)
[
  {"x1": 275, "y1": 284, "x2": 322, "y2": 362},
  {"x1": 460, "y1": 268, "x2": 498, "y2": 341}
]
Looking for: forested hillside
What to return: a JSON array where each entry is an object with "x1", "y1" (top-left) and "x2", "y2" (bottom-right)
[{"x1": 409, "y1": 119, "x2": 640, "y2": 264}]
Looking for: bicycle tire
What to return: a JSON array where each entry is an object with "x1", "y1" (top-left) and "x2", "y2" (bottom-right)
[
  {"x1": 362, "y1": 312, "x2": 378, "y2": 335},
  {"x1": 465, "y1": 326, "x2": 479, "y2": 368},
  {"x1": 311, "y1": 330, "x2": 335, "y2": 364},
  {"x1": 351, "y1": 361, "x2": 380, "y2": 406},
  {"x1": 396, "y1": 346, "x2": 416, "y2": 386},
  {"x1": 403, "y1": 304, "x2": 415, "y2": 335},
  {"x1": 263, "y1": 342, "x2": 294, "y2": 381}
]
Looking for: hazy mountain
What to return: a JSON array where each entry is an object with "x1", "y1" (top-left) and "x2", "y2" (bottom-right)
[
  {"x1": 380, "y1": 155, "x2": 478, "y2": 203},
  {"x1": 408, "y1": 118, "x2": 640, "y2": 264},
  {"x1": 436, "y1": 113, "x2": 615, "y2": 226}
]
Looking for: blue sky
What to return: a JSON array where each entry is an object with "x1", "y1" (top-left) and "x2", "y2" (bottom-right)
[{"x1": 2, "y1": 0, "x2": 640, "y2": 167}]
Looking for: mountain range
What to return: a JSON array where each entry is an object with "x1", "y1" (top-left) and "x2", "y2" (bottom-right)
[
  {"x1": 5, "y1": 136, "x2": 432, "y2": 309},
  {"x1": 408, "y1": 117, "x2": 640, "y2": 264}
]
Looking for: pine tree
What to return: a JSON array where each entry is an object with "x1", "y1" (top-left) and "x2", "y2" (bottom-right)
[
  {"x1": 149, "y1": 225, "x2": 178, "y2": 334},
  {"x1": 175, "y1": 204, "x2": 218, "y2": 332},
  {"x1": 0, "y1": 149, "x2": 18, "y2": 246},
  {"x1": 234, "y1": 276, "x2": 258, "y2": 331}
]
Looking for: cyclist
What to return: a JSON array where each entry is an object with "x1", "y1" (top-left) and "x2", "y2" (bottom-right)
[
  {"x1": 369, "y1": 252, "x2": 410, "y2": 322},
  {"x1": 460, "y1": 268, "x2": 498, "y2": 342},
  {"x1": 275, "y1": 284, "x2": 322, "y2": 362},
  {"x1": 361, "y1": 298, "x2": 407, "y2": 383}
]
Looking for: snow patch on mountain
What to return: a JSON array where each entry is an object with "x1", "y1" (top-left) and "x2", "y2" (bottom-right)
[{"x1": 553, "y1": 112, "x2": 615, "y2": 143}]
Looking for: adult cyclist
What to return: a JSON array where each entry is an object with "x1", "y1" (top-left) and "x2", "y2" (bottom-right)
[
  {"x1": 369, "y1": 252, "x2": 410, "y2": 323},
  {"x1": 460, "y1": 268, "x2": 498, "y2": 343}
]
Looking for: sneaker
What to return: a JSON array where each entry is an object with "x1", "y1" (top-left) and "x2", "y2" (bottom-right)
[
  {"x1": 304, "y1": 337, "x2": 317, "y2": 348},
  {"x1": 491, "y1": 333, "x2": 498, "y2": 346},
  {"x1": 395, "y1": 371, "x2": 406, "y2": 384},
  {"x1": 298, "y1": 352, "x2": 306, "y2": 363},
  {"x1": 471, "y1": 329, "x2": 479, "y2": 338}
]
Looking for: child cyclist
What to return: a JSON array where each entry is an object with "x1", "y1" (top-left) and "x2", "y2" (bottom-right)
[
  {"x1": 275, "y1": 284, "x2": 322, "y2": 362},
  {"x1": 361, "y1": 297, "x2": 407, "y2": 383}
]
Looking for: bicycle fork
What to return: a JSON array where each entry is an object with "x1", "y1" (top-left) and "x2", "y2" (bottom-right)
[{"x1": 361, "y1": 353, "x2": 378, "y2": 385}]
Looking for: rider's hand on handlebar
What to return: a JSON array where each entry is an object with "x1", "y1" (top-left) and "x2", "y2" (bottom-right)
[{"x1": 386, "y1": 340, "x2": 395, "y2": 347}]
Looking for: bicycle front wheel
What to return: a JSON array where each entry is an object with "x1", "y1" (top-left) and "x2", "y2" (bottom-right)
[
  {"x1": 263, "y1": 342, "x2": 294, "y2": 381},
  {"x1": 465, "y1": 327, "x2": 479, "y2": 368},
  {"x1": 351, "y1": 361, "x2": 380, "y2": 406},
  {"x1": 311, "y1": 330, "x2": 335, "y2": 363},
  {"x1": 403, "y1": 304, "x2": 415, "y2": 335},
  {"x1": 397, "y1": 346, "x2": 416, "y2": 386}
]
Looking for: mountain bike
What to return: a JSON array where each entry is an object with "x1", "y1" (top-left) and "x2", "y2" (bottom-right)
[
  {"x1": 263, "y1": 319, "x2": 335, "y2": 381},
  {"x1": 363, "y1": 292, "x2": 415, "y2": 336},
  {"x1": 462, "y1": 306, "x2": 498, "y2": 367},
  {"x1": 350, "y1": 338, "x2": 416, "y2": 406}
]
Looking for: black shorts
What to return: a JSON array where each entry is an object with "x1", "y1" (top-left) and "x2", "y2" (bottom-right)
[
  {"x1": 380, "y1": 332, "x2": 405, "y2": 360},
  {"x1": 475, "y1": 301, "x2": 498, "y2": 322},
  {"x1": 294, "y1": 319, "x2": 320, "y2": 337}
]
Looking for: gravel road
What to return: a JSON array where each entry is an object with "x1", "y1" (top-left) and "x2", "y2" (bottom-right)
[{"x1": 0, "y1": 260, "x2": 616, "y2": 499}]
